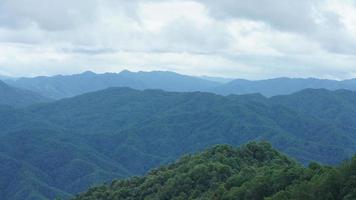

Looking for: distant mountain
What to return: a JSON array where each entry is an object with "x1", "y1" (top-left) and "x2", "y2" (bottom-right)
[
  {"x1": 74, "y1": 142, "x2": 356, "y2": 200},
  {"x1": 211, "y1": 77, "x2": 356, "y2": 97},
  {"x1": 1, "y1": 88, "x2": 356, "y2": 199},
  {"x1": 8, "y1": 71, "x2": 356, "y2": 99},
  {"x1": 6, "y1": 70, "x2": 220, "y2": 99},
  {"x1": 0, "y1": 74, "x2": 15, "y2": 80},
  {"x1": 0, "y1": 80, "x2": 50, "y2": 107},
  {"x1": 199, "y1": 75, "x2": 234, "y2": 83},
  {"x1": 271, "y1": 89, "x2": 356, "y2": 128}
]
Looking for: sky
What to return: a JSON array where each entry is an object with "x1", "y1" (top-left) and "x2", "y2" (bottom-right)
[{"x1": 0, "y1": 0, "x2": 356, "y2": 79}]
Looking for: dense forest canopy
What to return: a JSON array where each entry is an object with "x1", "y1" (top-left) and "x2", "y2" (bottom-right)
[
  {"x1": 73, "y1": 142, "x2": 356, "y2": 200},
  {"x1": 1, "y1": 87, "x2": 356, "y2": 199}
]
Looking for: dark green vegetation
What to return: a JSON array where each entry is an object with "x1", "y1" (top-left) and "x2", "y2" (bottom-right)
[
  {"x1": 73, "y1": 142, "x2": 356, "y2": 200},
  {"x1": 5, "y1": 70, "x2": 219, "y2": 99},
  {"x1": 0, "y1": 80, "x2": 50, "y2": 107},
  {"x1": 1, "y1": 87, "x2": 356, "y2": 199}
]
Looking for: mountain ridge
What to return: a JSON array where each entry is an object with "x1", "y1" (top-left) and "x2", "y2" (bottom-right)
[
  {"x1": 5, "y1": 70, "x2": 219, "y2": 99},
  {"x1": 6, "y1": 70, "x2": 356, "y2": 99},
  {"x1": 0, "y1": 80, "x2": 50, "y2": 107},
  {"x1": 1, "y1": 87, "x2": 356, "y2": 199},
  {"x1": 211, "y1": 77, "x2": 356, "y2": 97}
]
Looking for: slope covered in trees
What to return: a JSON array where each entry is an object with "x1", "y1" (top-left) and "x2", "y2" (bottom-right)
[
  {"x1": 1, "y1": 88, "x2": 356, "y2": 199},
  {"x1": 0, "y1": 80, "x2": 50, "y2": 107},
  {"x1": 73, "y1": 142, "x2": 356, "y2": 200}
]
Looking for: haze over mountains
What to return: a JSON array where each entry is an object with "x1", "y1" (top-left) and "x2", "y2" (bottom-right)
[
  {"x1": 4, "y1": 70, "x2": 356, "y2": 100},
  {"x1": 212, "y1": 78, "x2": 356, "y2": 97},
  {"x1": 1, "y1": 85, "x2": 356, "y2": 199},
  {"x1": 4, "y1": 71, "x2": 220, "y2": 99},
  {"x1": 3, "y1": 0, "x2": 356, "y2": 199}
]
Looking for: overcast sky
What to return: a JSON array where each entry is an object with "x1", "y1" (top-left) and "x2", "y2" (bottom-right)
[{"x1": 0, "y1": 0, "x2": 356, "y2": 79}]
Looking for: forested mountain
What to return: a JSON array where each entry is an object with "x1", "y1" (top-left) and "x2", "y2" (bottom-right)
[
  {"x1": 7, "y1": 71, "x2": 356, "y2": 99},
  {"x1": 211, "y1": 77, "x2": 356, "y2": 97},
  {"x1": 5, "y1": 70, "x2": 220, "y2": 99},
  {"x1": 0, "y1": 80, "x2": 50, "y2": 107},
  {"x1": 199, "y1": 75, "x2": 234, "y2": 83},
  {"x1": 73, "y1": 142, "x2": 356, "y2": 200},
  {"x1": 0, "y1": 75, "x2": 14, "y2": 80},
  {"x1": 1, "y1": 88, "x2": 356, "y2": 199}
]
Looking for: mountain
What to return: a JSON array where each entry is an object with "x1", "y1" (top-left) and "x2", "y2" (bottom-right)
[
  {"x1": 28, "y1": 87, "x2": 355, "y2": 165},
  {"x1": 6, "y1": 70, "x2": 220, "y2": 99},
  {"x1": 1, "y1": 88, "x2": 356, "y2": 199},
  {"x1": 0, "y1": 80, "x2": 50, "y2": 107},
  {"x1": 73, "y1": 142, "x2": 356, "y2": 200},
  {"x1": 8, "y1": 70, "x2": 356, "y2": 99},
  {"x1": 199, "y1": 75, "x2": 234, "y2": 83},
  {"x1": 0, "y1": 74, "x2": 15, "y2": 80},
  {"x1": 271, "y1": 89, "x2": 356, "y2": 129},
  {"x1": 212, "y1": 77, "x2": 356, "y2": 97}
]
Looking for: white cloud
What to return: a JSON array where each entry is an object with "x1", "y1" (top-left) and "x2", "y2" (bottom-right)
[{"x1": 0, "y1": 0, "x2": 355, "y2": 79}]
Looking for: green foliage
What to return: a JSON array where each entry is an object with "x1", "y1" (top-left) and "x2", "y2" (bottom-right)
[
  {"x1": 74, "y1": 142, "x2": 356, "y2": 200},
  {"x1": 1, "y1": 88, "x2": 356, "y2": 199},
  {"x1": 266, "y1": 157, "x2": 356, "y2": 200}
]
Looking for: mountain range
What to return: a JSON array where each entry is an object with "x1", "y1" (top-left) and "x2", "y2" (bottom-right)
[
  {"x1": 4, "y1": 70, "x2": 219, "y2": 99},
  {"x1": 1, "y1": 86, "x2": 356, "y2": 199},
  {"x1": 212, "y1": 77, "x2": 356, "y2": 96},
  {"x1": 5, "y1": 70, "x2": 356, "y2": 99}
]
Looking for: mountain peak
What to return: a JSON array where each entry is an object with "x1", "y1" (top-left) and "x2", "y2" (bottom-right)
[
  {"x1": 81, "y1": 71, "x2": 96, "y2": 75},
  {"x1": 119, "y1": 69, "x2": 133, "y2": 75}
]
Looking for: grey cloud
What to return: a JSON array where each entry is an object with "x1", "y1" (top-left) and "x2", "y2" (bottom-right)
[
  {"x1": 197, "y1": 0, "x2": 317, "y2": 33},
  {"x1": 198, "y1": 0, "x2": 356, "y2": 55},
  {"x1": 311, "y1": 11, "x2": 356, "y2": 54},
  {"x1": 0, "y1": 0, "x2": 96, "y2": 30},
  {"x1": 152, "y1": 18, "x2": 231, "y2": 54},
  {"x1": 0, "y1": 0, "x2": 356, "y2": 79},
  {"x1": 316, "y1": 27, "x2": 356, "y2": 54},
  {"x1": 0, "y1": 0, "x2": 139, "y2": 31}
]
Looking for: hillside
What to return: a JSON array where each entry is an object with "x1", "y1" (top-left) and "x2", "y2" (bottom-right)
[
  {"x1": 0, "y1": 80, "x2": 50, "y2": 107},
  {"x1": 27, "y1": 87, "x2": 356, "y2": 165},
  {"x1": 6, "y1": 70, "x2": 220, "y2": 99},
  {"x1": 73, "y1": 142, "x2": 356, "y2": 200},
  {"x1": 211, "y1": 77, "x2": 356, "y2": 97},
  {"x1": 1, "y1": 88, "x2": 356, "y2": 199},
  {"x1": 8, "y1": 71, "x2": 356, "y2": 99},
  {"x1": 0, "y1": 74, "x2": 14, "y2": 80}
]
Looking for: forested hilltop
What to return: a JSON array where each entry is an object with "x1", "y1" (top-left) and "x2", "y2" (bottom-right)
[
  {"x1": 73, "y1": 142, "x2": 356, "y2": 200},
  {"x1": 2, "y1": 88, "x2": 356, "y2": 199}
]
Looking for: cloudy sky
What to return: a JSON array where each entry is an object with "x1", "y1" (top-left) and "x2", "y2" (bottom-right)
[{"x1": 0, "y1": 0, "x2": 356, "y2": 79}]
